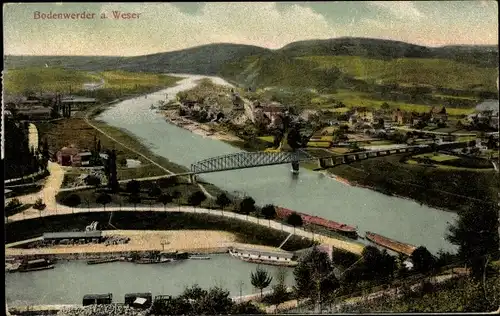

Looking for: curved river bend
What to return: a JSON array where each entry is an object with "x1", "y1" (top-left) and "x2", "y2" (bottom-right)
[
  {"x1": 6, "y1": 74, "x2": 460, "y2": 306},
  {"x1": 97, "y1": 74, "x2": 457, "y2": 254}
]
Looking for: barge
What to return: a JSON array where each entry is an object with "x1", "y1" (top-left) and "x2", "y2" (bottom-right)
[
  {"x1": 365, "y1": 232, "x2": 417, "y2": 256},
  {"x1": 18, "y1": 259, "x2": 54, "y2": 272},
  {"x1": 87, "y1": 258, "x2": 119, "y2": 265},
  {"x1": 229, "y1": 247, "x2": 298, "y2": 267},
  {"x1": 134, "y1": 258, "x2": 174, "y2": 264},
  {"x1": 189, "y1": 255, "x2": 211, "y2": 260},
  {"x1": 276, "y1": 207, "x2": 358, "y2": 238}
]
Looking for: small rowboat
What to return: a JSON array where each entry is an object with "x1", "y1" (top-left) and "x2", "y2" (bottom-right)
[{"x1": 189, "y1": 255, "x2": 211, "y2": 260}]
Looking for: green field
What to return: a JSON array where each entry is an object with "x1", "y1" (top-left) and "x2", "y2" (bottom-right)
[
  {"x1": 4, "y1": 67, "x2": 181, "y2": 97},
  {"x1": 321, "y1": 90, "x2": 475, "y2": 115},
  {"x1": 298, "y1": 56, "x2": 497, "y2": 92},
  {"x1": 414, "y1": 153, "x2": 459, "y2": 162}
]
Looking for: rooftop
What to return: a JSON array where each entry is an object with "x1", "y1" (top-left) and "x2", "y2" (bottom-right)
[{"x1": 43, "y1": 231, "x2": 102, "y2": 240}]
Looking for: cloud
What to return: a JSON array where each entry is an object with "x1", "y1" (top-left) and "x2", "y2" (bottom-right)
[
  {"x1": 4, "y1": 2, "x2": 338, "y2": 56},
  {"x1": 368, "y1": 1, "x2": 424, "y2": 21}
]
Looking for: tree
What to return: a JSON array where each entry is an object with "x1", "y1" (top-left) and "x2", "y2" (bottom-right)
[
  {"x1": 128, "y1": 194, "x2": 142, "y2": 211},
  {"x1": 194, "y1": 286, "x2": 233, "y2": 315},
  {"x1": 293, "y1": 246, "x2": 339, "y2": 307},
  {"x1": 96, "y1": 193, "x2": 112, "y2": 211},
  {"x1": 261, "y1": 204, "x2": 277, "y2": 227},
  {"x1": 157, "y1": 193, "x2": 173, "y2": 212},
  {"x1": 239, "y1": 196, "x2": 256, "y2": 220},
  {"x1": 172, "y1": 190, "x2": 182, "y2": 211},
  {"x1": 446, "y1": 205, "x2": 499, "y2": 279},
  {"x1": 106, "y1": 149, "x2": 119, "y2": 192},
  {"x1": 216, "y1": 193, "x2": 231, "y2": 215},
  {"x1": 251, "y1": 266, "x2": 273, "y2": 298},
  {"x1": 84, "y1": 175, "x2": 101, "y2": 191},
  {"x1": 33, "y1": 198, "x2": 46, "y2": 211},
  {"x1": 63, "y1": 194, "x2": 81, "y2": 213},
  {"x1": 148, "y1": 185, "x2": 162, "y2": 199},
  {"x1": 188, "y1": 191, "x2": 206, "y2": 212},
  {"x1": 360, "y1": 245, "x2": 396, "y2": 281},
  {"x1": 411, "y1": 246, "x2": 436, "y2": 274},
  {"x1": 230, "y1": 301, "x2": 264, "y2": 314},
  {"x1": 126, "y1": 180, "x2": 141, "y2": 195},
  {"x1": 287, "y1": 212, "x2": 303, "y2": 234},
  {"x1": 269, "y1": 267, "x2": 289, "y2": 305}
]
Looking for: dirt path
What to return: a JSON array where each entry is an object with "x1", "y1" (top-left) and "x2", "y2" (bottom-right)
[{"x1": 6, "y1": 162, "x2": 65, "y2": 214}]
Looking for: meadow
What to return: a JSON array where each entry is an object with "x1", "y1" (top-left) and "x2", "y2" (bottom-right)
[
  {"x1": 298, "y1": 56, "x2": 497, "y2": 92},
  {"x1": 3, "y1": 67, "x2": 180, "y2": 100}
]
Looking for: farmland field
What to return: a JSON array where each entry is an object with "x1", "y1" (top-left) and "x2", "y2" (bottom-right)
[{"x1": 298, "y1": 56, "x2": 497, "y2": 92}]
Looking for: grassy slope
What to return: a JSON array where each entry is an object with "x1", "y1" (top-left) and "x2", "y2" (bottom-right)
[
  {"x1": 3, "y1": 67, "x2": 180, "y2": 97},
  {"x1": 298, "y1": 56, "x2": 497, "y2": 92},
  {"x1": 329, "y1": 154, "x2": 498, "y2": 213},
  {"x1": 340, "y1": 273, "x2": 499, "y2": 313}
]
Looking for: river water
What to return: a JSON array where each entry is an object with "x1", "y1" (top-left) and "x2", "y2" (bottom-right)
[
  {"x1": 97, "y1": 74, "x2": 458, "y2": 254},
  {"x1": 6, "y1": 255, "x2": 294, "y2": 305},
  {"x1": 5, "y1": 74, "x2": 459, "y2": 306}
]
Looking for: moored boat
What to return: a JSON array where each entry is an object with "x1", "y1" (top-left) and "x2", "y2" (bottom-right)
[
  {"x1": 188, "y1": 255, "x2": 211, "y2": 260},
  {"x1": 276, "y1": 207, "x2": 358, "y2": 238},
  {"x1": 229, "y1": 248, "x2": 298, "y2": 267},
  {"x1": 87, "y1": 258, "x2": 119, "y2": 265},
  {"x1": 365, "y1": 231, "x2": 417, "y2": 256},
  {"x1": 134, "y1": 258, "x2": 163, "y2": 264},
  {"x1": 18, "y1": 259, "x2": 54, "y2": 272}
]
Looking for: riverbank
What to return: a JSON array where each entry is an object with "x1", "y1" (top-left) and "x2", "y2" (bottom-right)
[
  {"x1": 5, "y1": 229, "x2": 296, "y2": 260},
  {"x1": 327, "y1": 154, "x2": 498, "y2": 213},
  {"x1": 163, "y1": 109, "x2": 242, "y2": 143}
]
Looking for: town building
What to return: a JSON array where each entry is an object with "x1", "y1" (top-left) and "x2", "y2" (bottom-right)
[
  {"x1": 354, "y1": 107, "x2": 374, "y2": 123},
  {"x1": 56, "y1": 145, "x2": 82, "y2": 166},
  {"x1": 468, "y1": 99, "x2": 499, "y2": 129},
  {"x1": 392, "y1": 109, "x2": 413, "y2": 125},
  {"x1": 15, "y1": 106, "x2": 52, "y2": 120},
  {"x1": 429, "y1": 106, "x2": 448, "y2": 123}
]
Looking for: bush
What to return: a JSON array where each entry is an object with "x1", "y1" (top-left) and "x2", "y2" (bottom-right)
[
  {"x1": 33, "y1": 198, "x2": 46, "y2": 210},
  {"x1": 6, "y1": 198, "x2": 22, "y2": 210}
]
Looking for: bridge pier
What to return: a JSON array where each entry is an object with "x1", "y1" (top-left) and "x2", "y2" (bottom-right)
[{"x1": 189, "y1": 174, "x2": 196, "y2": 184}]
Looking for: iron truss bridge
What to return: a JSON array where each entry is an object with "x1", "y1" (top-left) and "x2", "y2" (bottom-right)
[{"x1": 190, "y1": 150, "x2": 314, "y2": 174}]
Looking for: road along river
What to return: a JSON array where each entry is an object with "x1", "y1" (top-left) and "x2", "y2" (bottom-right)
[{"x1": 97, "y1": 74, "x2": 458, "y2": 255}]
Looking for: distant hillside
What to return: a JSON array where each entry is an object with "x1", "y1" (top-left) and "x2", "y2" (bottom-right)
[
  {"x1": 297, "y1": 56, "x2": 498, "y2": 91},
  {"x1": 4, "y1": 43, "x2": 270, "y2": 75},
  {"x1": 4, "y1": 37, "x2": 498, "y2": 94},
  {"x1": 278, "y1": 37, "x2": 498, "y2": 67}
]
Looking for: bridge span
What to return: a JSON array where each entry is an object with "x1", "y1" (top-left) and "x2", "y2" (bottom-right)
[{"x1": 59, "y1": 142, "x2": 469, "y2": 192}]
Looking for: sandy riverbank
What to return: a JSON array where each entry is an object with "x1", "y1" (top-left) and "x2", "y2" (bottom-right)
[
  {"x1": 163, "y1": 109, "x2": 242, "y2": 142},
  {"x1": 5, "y1": 230, "x2": 291, "y2": 257}
]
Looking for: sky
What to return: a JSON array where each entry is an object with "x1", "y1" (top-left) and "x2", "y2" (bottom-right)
[{"x1": 3, "y1": 1, "x2": 499, "y2": 56}]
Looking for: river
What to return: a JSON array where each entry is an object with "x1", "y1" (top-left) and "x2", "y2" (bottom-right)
[
  {"x1": 6, "y1": 255, "x2": 294, "y2": 306},
  {"x1": 97, "y1": 74, "x2": 458, "y2": 255},
  {"x1": 5, "y1": 74, "x2": 459, "y2": 307}
]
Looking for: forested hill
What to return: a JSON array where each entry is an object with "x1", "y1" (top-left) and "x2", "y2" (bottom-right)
[{"x1": 4, "y1": 37, "x2": 498, "y2": 93}]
